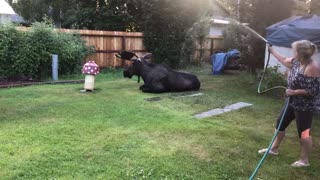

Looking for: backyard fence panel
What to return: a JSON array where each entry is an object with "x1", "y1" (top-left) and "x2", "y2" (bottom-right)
[{"x1": 57, "y1": 29, "x2": 146, "y2": 68}]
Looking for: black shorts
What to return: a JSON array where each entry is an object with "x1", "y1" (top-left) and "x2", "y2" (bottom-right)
[{"x1": 276, "y1": 104, "x2": 313, "y2": 138}]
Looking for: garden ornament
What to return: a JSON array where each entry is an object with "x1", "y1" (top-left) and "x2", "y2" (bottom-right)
[{"x1": 82, "y1": 61, "x2": 100, "y2": 91}]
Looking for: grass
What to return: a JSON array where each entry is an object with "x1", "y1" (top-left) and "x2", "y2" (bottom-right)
[{"x1": 1, "y1": 65, "x2": 320, "y2": 179}]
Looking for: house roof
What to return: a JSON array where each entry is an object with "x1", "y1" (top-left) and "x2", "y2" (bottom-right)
[
  {"x1": 0, "y1": 0, "x2": 16, "y2": 15},
  {"x1": 0, "y1": 0, "x2": 28, "y2": 25},
  {"x1": 211, "y1": 0, "x2": 230, "y2": 19}
]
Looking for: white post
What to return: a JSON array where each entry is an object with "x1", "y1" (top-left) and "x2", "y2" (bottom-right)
[
  {"x1": 237, "y1": 0, "x2": 241, "y2": 21},
  {"x1": 52, "y1": 54, "x2": 58, "y2": 81},
  {"x1": 84, "y1": 75, "x2": 95, "y2": 90}
]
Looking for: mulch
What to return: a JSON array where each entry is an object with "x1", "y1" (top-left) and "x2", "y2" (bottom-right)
[{"x1": 0, "y1": 78, "x2": 84, "y2": 88}]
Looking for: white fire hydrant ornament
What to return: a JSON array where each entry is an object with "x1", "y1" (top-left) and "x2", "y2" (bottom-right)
[{"x1": 82, "y1": 61, "x2": 100, "y2": 91}]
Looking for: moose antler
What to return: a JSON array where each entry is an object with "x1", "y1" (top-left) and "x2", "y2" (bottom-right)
[{"x1": 115, "y1": 51, "x2": 138, "y2": 60}]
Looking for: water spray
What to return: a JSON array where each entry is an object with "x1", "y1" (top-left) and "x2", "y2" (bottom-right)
[
  {"x1": 226, "y1": 18, "x2": 269, "y2": 44},
  {"x1": 237, "y1": 23, "x2": 268, "y2": 44}
]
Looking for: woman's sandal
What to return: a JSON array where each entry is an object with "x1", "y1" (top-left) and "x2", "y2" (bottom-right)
[
  {"x1": 258, "y1": 148, "x2": 279, "y2": 155},
  {"x1": 291, "y1": 161, "x2": 310, "y2": 167}
]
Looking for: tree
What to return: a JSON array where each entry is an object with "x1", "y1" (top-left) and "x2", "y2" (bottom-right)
[
  {"x1": 11, "y1": 0, "x2": 140, "y2": 31},
  {"x1": 247, "y1": 0, "x2": 293, "y2": 69},
  {"x1": 220, "y1": 0, "x2": 294, "y2": 70},
  {"x1": 127, "y1": 0, "x2": 211, "y2": 67}
]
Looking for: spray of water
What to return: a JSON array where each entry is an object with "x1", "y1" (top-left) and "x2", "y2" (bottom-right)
[{"x1": 227, "y1": 18, "x2": 269, "y2": 44}]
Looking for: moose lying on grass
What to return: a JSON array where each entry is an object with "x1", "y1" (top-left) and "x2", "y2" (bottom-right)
[{"x1": 115, "y1": 51, "x2": 201, "y2": 93}]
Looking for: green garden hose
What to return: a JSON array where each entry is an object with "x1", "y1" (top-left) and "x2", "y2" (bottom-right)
[{"x1": 249, "y1": 48, "x2": 290, "y2": 180}]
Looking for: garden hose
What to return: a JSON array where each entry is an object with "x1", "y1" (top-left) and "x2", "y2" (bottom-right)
[
  {"x1": 257, "y1": 50, "x2": 287, "y2": 93},
  {"x1": 249, "y1": 47, "x2": 291, "y2": 180}
]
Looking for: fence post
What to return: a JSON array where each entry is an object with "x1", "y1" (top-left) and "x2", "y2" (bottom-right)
[
  {"x1": 52, "y1": 54, "x2": 58, "y2": 81},
  {"x1": 121, "y1": 36, "x2": 126, "y2": 67},
  {"x1": 210, "y1": 38, "x2": 214, "y2": 56}
]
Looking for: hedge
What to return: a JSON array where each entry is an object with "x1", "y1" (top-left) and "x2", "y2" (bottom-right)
[{"x1": 0, "y1": 22, "x2": 92, "y2": 80}]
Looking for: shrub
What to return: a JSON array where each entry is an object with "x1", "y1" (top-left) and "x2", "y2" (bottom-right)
[
  {"x1": 223, "y1": 22, "x2": 255, "y2": 67},
  {"x1": 140, "y1": 0, "x2": 202, "y2": 68},
  {"x1": 19, "y1": 22, "x2": 57, "y2": 79},
  {"x1": 0, "y1": 22, "x2": 92, "y2": 80},
  {"x1": 181, "y1": 17, "x2": 211, "y2": 66},
  {"x1": 223, "y1": 21, "x2": 270, "y2": 73},
  {"x1": 143, "y1": 26, "x2": 186, "y2": 68},
  {"x1": 0, "y1": 23, "x2": 24, "y2": 77},
  {"x1": 54, "y1": 32, "x2": 93, "y2": 75},
  {"x1": 237, "y1": 66, "x2": 286, "y2": 98},
  {"x1": 257, "y1": 66, "x2": 286, "y2": 89},
  {"x1": 256, "y1": 66, "x2": 287, "y2": 97}
]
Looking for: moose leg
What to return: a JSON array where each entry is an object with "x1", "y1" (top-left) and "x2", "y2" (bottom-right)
[
  {"x1": 140, "y1": 84, "x2": 152, "y2": 92},
  {"x1": 139, "y1": 84, "x2": 146, "y2": 90},
  {"x1": 141, "y1": 86, "x2": 166, "y2": 93},
  {"x1": 142, "y1": 82, "x2": 167, "y2": 93}
]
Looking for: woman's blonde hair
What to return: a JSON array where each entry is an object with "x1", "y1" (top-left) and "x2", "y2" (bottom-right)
[{"x1": 292, "y1": 40, "x2": 317, "y2": 64}]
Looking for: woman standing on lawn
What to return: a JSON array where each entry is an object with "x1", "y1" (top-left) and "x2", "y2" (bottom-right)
[{"x1": 258, "y1": 40, "x2": 320, "y2": 167}]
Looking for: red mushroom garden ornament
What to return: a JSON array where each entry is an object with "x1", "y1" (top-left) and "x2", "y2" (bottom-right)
[{"x1": 82, "y1": 61, "x2": 100, "y2": 91}]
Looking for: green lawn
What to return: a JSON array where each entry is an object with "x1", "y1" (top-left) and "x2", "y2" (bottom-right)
[{"x1": 1, "y1": 67, "x2": 320, "y2": 179}]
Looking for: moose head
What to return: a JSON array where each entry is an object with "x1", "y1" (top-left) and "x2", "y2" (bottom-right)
[{"x1": 116, "y1": 51, "x2": 152, "y2": 83}]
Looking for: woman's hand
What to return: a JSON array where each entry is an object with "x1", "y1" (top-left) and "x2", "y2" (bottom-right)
[
  {"x1": 268, "y1": 46, "x2": 274, "y2": 53},
  {"x1": 286, "y1": 89, "x2": 310, "y2": 96},
  {"x1": 286, "y1": 89, "x2": 296, "y2": 96}
]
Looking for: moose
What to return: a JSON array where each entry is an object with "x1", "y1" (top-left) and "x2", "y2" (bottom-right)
[{"x1": 115, "y1": 51, "x2": 201, "y2": 93}]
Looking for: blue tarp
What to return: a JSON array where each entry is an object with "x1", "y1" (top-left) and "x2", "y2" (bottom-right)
[
  {"x1": 266, "y1": 15, "x2": 320, "y2": 48},
  {"x1": 211, "y1": 49, "x2": 240, "y2": 75}
]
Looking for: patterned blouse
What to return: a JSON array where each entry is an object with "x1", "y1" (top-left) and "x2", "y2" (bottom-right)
[{"x1": 288, "y1": 59, "x2": 320, "y2": 112}]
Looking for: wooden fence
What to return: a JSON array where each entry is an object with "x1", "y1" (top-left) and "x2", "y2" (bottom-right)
[
  {"x1": 60, "y1": 29, "x2": 224, "y2": 68},
  {"x1": 59, "y1": 29, "x2": 146, "y2": 68}
]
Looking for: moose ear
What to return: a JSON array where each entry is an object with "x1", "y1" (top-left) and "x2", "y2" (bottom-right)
[
  {"x1": 142, "y1": 53, "x2": 152, "y2": 61},
  {"x1": 115, "y1": 51, "x2": 138, "y2": 61}
]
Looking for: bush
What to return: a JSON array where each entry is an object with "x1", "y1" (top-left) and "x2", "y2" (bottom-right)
[
  {"x1": 257, "y1": 66, "x2": 286, "y2": 89},
  {"x1": 143, "y1": 26, "x2": 186, "y2": 68},
  {"x1": 237, "y1": 66, "x2": 287, "y2": 98},
  {"x1": 223, "y1": 22, "x2": 255, "y2": 68},
  {"x1": 181, "y1": 17, "x2": 211, "y2": 66},
  {"x1": 223, "y1": 21, "x2": 269, "y2": 73},
  {"x1": 256, "y1": 66, "x2": 287, "y2": 97},
  {"x1": 19, "y1": 22, "x2": 57, "y2": 79},
  {"x1": 0, "y1": 23, "x2": 24, "y2": 77},
  {"x1": 0, "y1": 22, "x2": 92, "y2": 80},
  {"x1": 54, "y1": 32, "x2": 93, "y2": 75},
  {"x1": 140, "y1": 0, "x2": 204, "y2": 68}
]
